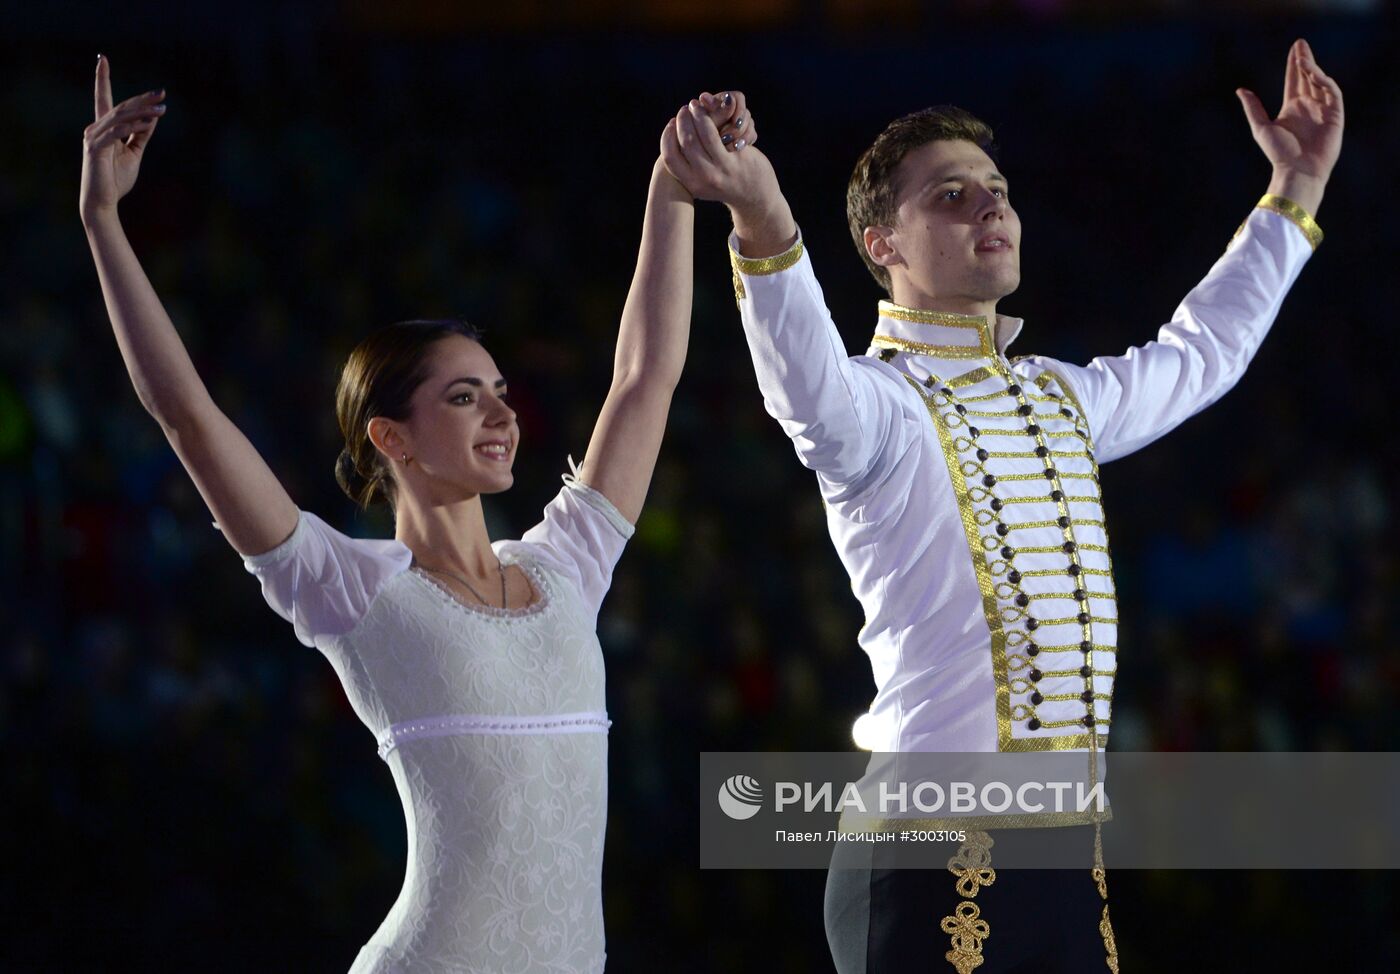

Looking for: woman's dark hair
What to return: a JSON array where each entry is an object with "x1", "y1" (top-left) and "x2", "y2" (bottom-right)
[{"x1": 334, "y1": 318, "x2": 484, "y2": 513}]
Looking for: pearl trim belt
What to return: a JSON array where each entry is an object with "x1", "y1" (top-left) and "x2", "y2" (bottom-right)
[{"x1": 376, "y1": 711, "x2": 612, "y2": 760}]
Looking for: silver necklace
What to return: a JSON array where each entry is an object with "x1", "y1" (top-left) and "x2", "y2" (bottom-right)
[{"x1": 415, "y1": 558, "x2": 508, "y2": 609}]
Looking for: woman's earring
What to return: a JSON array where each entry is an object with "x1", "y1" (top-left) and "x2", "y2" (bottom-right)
[{"x1": 401, "y1": 452, "x2": 410, "y2": 464}]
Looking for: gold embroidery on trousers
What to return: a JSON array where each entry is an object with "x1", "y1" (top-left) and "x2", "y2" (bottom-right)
[
  {"x1": 947, "y1": 830, "x2": 996, "y2": 898},
  {"x1": 942, "y1": 902, "x2": 991, "y2": 974},
  {"x1": 1100, "y1": 905, "x2": 1120, "y2": 973},
  {"x1": 1093, "y1": 866, "x2": 1120, "y2": 972},
  {"x1": 943, "y1": 831, "x2": 995, "y2": 972}
]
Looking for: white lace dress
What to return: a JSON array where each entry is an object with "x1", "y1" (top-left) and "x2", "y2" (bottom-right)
[{"x1": 237, "y1": 476, "x2": 633, "y2": 973}]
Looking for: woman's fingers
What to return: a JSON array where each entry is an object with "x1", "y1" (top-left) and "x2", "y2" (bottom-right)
[
  {"x1": 111, "y1": 89, "x2": 166, "y2": 118},
  {"x1": 88, "y1": 83, "x2": 165, "y2": 141},
  {"x1": 720, "y1": 90, "x2": 748, "y2": 128},
  {"x1": 94, "y1": 54, "x2": 113, "y2": 120},
  {"x1": 87, "y1": 111, "x2": 163, "y2": 150},
  {"x1": 88, "y1": 99, "x2": 166, "y2": 143},
  {"x1": 733, "y1": 112, "x2": 757, "y2": 150},
  {"x1": 88, "y1": 116, "x2": 160, "y2": 152},
  {"x1": 682, "y1": 90, "x2": 757, "y2": 152},
  {"x1": 717, "y1": 90, "x2": 749, "y2": 139},
  {"x1": 125, "y1": 114, "x2": 160, "y2": 152}
]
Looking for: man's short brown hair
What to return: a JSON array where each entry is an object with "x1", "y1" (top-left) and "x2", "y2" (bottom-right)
[{"x1": 846, "y1": 106, "x2": 997, "y2": 293}]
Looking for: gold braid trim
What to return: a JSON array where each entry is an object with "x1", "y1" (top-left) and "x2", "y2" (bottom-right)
[
  {"x1": 942, "y1": 831, "x2": 995, "y2": 972},
  {"x1": 947, "y1": 830, "x2": 997, "y2": 899},
  {"x1": 1257, "y1": 194, "x2": 1324, "y2": 251},
  {"x1": 729, "y1": 238, "x2": 805, "y2": 276},
  {"x1": 1100, "y1": 904, "x2": 1120, "y2": 973},
  {"x1": 1093, "y1": 864, "x2": 1120, "y2": 970},
  {"x1": 871, "y1": 333, "x2": 991, "y2": 360},
  {"x1": 876, "y1": 301, "x2": 989, "y2": 328},
  {"x1": 728, "y1": 238, "x2": 804, "y2": 303},
  {"x1": 942, "y1": 901, "x2": 990, "y2": 974}
]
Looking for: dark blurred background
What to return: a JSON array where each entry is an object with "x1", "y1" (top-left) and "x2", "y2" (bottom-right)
[{"x1": 3, "y1": 0, "x2": 1397, "y2": 970}]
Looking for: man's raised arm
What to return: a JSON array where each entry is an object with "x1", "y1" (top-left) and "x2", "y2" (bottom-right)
[
  {"x1": 1030, "y1": 39, "x2": 1344, "y2": 464},
  {"x1": 662, "y1": 92, "x2": 906, "y2": 488}
]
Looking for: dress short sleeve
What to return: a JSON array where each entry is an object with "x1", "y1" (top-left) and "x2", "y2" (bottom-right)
[
  {"x1": 499, "y1": 463, "x2": 635, "y2": 623},
  {"x1": 238, "y1": 509, "x2": 413, "y2": 648}
]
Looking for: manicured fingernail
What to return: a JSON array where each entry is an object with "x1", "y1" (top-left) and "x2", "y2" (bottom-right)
[
  {"x1": 735, "y1": 138, "x2": 748, "y2": 150},
  {"x1": 735, "y1": 115, "x2": 744, "y2": 129},
  {"x1": 153, "y1": 104, "x2": 166, "y2": 113},
  {"x1": 722, "y1": 92, "x2": 732, "y2": 105},
  {"x1": 722, "y1": 134, "x2": 733, "y2": 145}
]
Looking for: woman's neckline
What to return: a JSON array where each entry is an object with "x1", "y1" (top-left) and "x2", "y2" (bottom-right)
[{"x1": 407, "y1": 552, "x2": 550, "y2": 621}]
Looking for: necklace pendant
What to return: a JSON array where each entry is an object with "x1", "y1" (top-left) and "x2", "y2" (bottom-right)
[{"x1": 416, "y1": 559, "x2": 509, "y2": 610}]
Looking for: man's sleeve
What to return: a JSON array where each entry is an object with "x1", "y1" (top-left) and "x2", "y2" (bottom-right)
[
  {"x1": 1021, "y1": 196, "x2": 1320, "y2": 464},
  {"x1": 729, "y1": 230, "x2": 904, "y2": 488}
]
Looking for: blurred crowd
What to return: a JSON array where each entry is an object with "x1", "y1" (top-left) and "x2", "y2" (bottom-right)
[{"x1": 3, "y1": 6, "x2": 1398, "y2": 971}]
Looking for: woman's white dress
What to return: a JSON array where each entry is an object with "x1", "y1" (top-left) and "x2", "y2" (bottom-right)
[{"x1": 238, "y1": 476, "x2": 633, "y2": 973}]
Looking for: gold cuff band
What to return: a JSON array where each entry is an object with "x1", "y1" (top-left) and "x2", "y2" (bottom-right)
[
  {"x1": 729, "y1": 238, "x2": 805, "y2": 276},
  {"x1": 1257, "y1": 194, "x2": 1323, "y2": 250}
]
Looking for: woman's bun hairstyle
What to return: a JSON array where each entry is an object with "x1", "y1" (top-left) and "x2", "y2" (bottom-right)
[{"x1": 333, "y1": 319, "x2": 484, "y2": 513}]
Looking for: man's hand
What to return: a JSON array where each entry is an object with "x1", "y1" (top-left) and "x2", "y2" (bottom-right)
[
  {"x1": 1236, "y1": 39, "x2": 1343, "y2": 215},
  {"x1": 660, "y1": 91, "x2": 797, "y2": 259}
]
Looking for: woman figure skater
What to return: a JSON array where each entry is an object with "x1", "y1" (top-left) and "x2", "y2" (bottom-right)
[{"x1": 81, "y1": 56, "x2": 752, "y2": 971}]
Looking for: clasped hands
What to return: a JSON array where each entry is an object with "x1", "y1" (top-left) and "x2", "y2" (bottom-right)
[
  {"x1": 663, "y1": 38, "x2": 1344, "y2": 222},
  {"x1": 658, "y1": 90, "x2": 781, "y2": 215},
  {"x1": 657, "y1": 90, "x2": 797, "y2": 257}
]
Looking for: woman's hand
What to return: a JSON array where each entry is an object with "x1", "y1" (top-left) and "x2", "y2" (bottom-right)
[{"x1": 80, "y1": 56, "x2": 167, "y2": 225}]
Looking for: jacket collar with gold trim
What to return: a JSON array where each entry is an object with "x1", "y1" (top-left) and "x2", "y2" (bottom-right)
[{"x1": 870, "y1": 300, "x2": 1024, "y2": 360}]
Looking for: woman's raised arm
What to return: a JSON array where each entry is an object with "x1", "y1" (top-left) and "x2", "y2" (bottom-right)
[
  {"x1": 82, "y1": 56, "x2": 299, "y2": 557},
  {"x1": 575, "y1": 102, "x2": 740, "y2": 524}
]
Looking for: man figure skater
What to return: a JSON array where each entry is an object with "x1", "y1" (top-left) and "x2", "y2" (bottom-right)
[{"x1": 665, "y1": 38, "x2": 1343, "y2": 973}]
